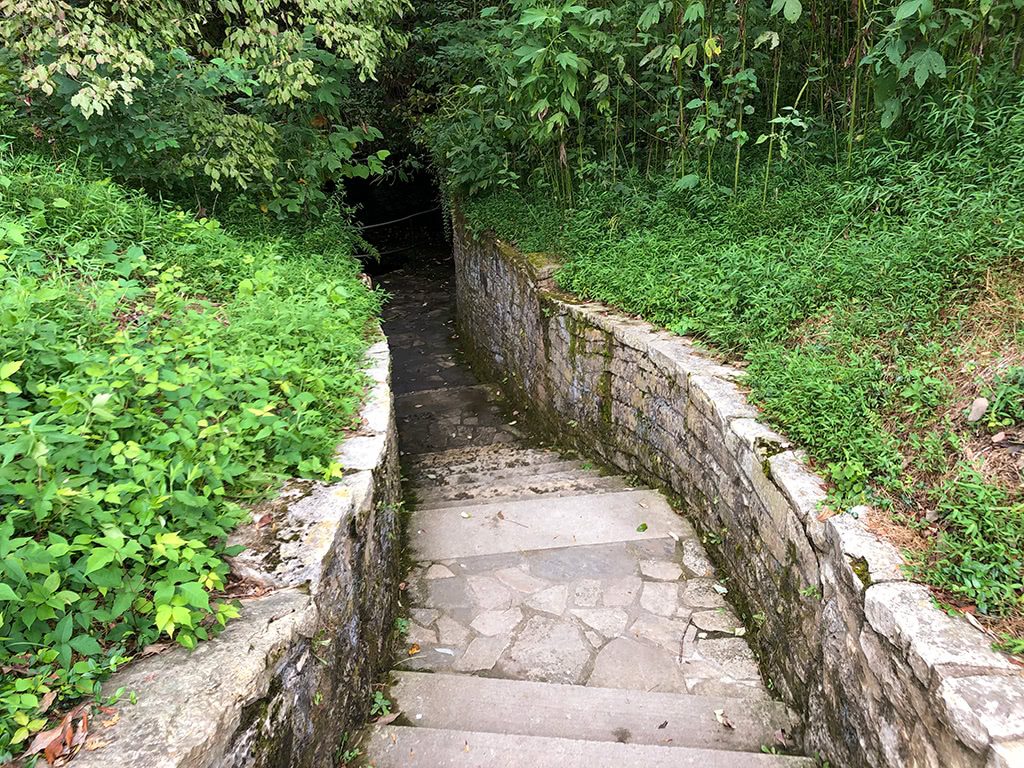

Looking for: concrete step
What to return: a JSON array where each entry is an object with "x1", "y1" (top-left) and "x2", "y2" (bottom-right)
[
  {"x1": 415, "y1": 473, "x2": 637, "y2": 510},
  {"x1": 389, "y1": 672, "x2": 801, "y2": 753},
  {"x1": 406, "y1": 444, "x2": 571, "y2": 475},
  {"x1": 409, "y1": 458, "x2": 589, "y2": 488},
  {"x1": 410, "y1": 489, "x2": 683, "y2": 560},
  {"x1": 364, "y1": 726, "x2": 815, "y2": 767}
]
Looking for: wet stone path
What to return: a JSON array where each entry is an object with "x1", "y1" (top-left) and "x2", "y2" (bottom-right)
[{"x1": 366, "y1": 253, "x2": 811, "y2": 767}]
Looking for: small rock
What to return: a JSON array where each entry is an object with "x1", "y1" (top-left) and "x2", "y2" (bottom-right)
[
  {"x1": 424, "y1": 564, "x2": 455, "y2": 580},
  {"x1": 681, "y1": 541, "x2": 714, "y2": 577},
  {"x1": 603, "y1": 576, "x2": 642, "y2": 607},
  {"x1": 407, "y1": 623, "x2": 438, "y2": 645},
  {"x1": 436, "y1": 615, "x2": 471, "y2": 647},
  {"x1": 499, "y1": 616, "x2": 592, "y2": 684},
  {"x1": 639, "y1": 560, "x2": 684, "y2": 581},
  {"x1": 525, "y1": 585, "x2": 568, "y2": 615},
  {"x1": 639, "y1": 582, "x2": 680, "y2": 617},
  {"x1": 967, "y1": 397, "x2": 989, "y2": 423},
  {"x1": 410, "y1": 608, "x2": 439, "y2": 626},
  {"x1": 468, "y1": 575, "x2": 514, "y2": 610},
  {"x1": 471, "y1": 607, "x2": 523, "y2": 636},
  {"x1": 680, "y1": 579, "x2": 729, "y2": 609},
  {"x1": 571, "y1": 608, "x2": 629, "y2": 638},
  {"x1": 494, "y1": 567, "x2": 548, "y2": 594},
  {"x1": 691, "y1": 609, "x2": 742, "y2": 633},
  {"x1": 572, "y1": 579, "x2": 602, "y2": 607},
  {"x1": 453, "y1": 634, "x2": 511, "y2": 672}
]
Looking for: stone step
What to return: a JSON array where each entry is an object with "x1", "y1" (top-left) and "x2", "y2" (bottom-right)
[
  {"x1": 406, "y1": 444, "x2": 571, "y2": 474},
  {"x1": 410, "y1": 489, "x2": 683, "y2": 560},
  {"x1": 364, "y1": 726, "x2": 815, "y2": 767},
  {"x1": 395, "y1": 383, "x2": 497, "y2": 408},
  {"x1": 409, "y1": 458, "x2": 589, "y2": 488},
  {"x1": 389, "y1": 672, "x2": 801, "y2": 753},
  {"x1": 415, "y1": 473, "x2": 637, "y2": 510}
]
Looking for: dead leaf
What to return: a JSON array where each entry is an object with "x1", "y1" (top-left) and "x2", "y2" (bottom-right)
[
  {"x1": 27, "y1": 723, "x2": 67, "y2": 761},
  {"x1": 657, "y1": 720, "x2": 668, "y2": 729},
  {"x1": 374, "y1": 711, "x2": 401, "y2": 726},
  {"x1": 714, "y1": 709, "x2": 734, "y2": 729},
  {"x1": 408, "y1": 643, "x2": 421, "y2": 656},
  {"x1": 39, "y1": 690, "x2": 57, "y2": 714},
  {"x1": 85, "y1": 737, "x2": 112, "y2": 751},
  {"x1": 817, "y1": 507, "x2": 838, "y2": 523},
  {"x1": 773, "y1": 728, "x2": 790, "y2": 747},
  {"x1": 101, "y1": 712, "x2": 120, "y2": 728},
  {"x1": 256, "y1": 513, "x2": 273, "y2": 528}
]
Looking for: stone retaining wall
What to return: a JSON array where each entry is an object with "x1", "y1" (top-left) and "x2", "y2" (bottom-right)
[
  {"x1": 75, "y1": 339, "x2": 402, "y2": 768},
  {"x1": 452, "y1": 221, "x2": 1024, "y2": 768}
]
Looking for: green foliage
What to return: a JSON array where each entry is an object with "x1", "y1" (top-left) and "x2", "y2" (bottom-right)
[
  {"x1": 370, "y1": 691, "x2": 392, "y2": 717},
  {"x1": 1, "y1": 0, "x2": 408, "y2": 214},
  {"x1": 411, "y1": 0, "x2": 1023, "y2": 199},
  {"x1": 0, "y1": 152, "x2": 380, "y2": 760},
  {"x1": 982, "y1": 366, "x2": 1024, "y2": 428},
  {"x1": 909, "y1": 467, "x2": 1023, "y2": 615},
  {"x1": 462, "y1": 75, "x2": 1024, "y2": 619}
]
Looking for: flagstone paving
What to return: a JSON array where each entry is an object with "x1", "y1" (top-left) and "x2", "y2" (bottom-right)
[{"x1": 365, "y1": 254, "x2": 811, "y2": 766}]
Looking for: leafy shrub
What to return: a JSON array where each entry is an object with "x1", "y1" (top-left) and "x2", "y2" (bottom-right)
[
  {"x1": 412, "y1": 0, "x2": 1024, "y2": 200},
  {"x1": 983, "y1": 367, "x2": 1024, "y2": 429},
  {"x1": 1, "y1": 1, "x2": 406, "y2": 215},
  {"x1": 0, "y1": 152, "x2": 380, "y2": 759}
]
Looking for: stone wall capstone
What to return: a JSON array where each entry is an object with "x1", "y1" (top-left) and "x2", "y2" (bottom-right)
[
  {"x1": 74, "y1": 338, "x2": 403, "y2": 768},
  {"x1": 452, "y1": 219, "x2": 1024, "y2": 768}
]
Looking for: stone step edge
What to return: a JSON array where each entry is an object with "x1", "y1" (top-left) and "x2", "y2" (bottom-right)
[
  {"x1": 405, "y1": 444, "x2": 572, "y2": 470},
  {"x1": 408, "y1": 458, "x2": 591, "y2": 486},
  {"x1": 414, "y1": 477, "x2": 643, "y2": 511},
  {"x1": 388, "y1": 671, "x2": 803, "y2": 753},
  {"x1": 364, "y1": 725, "x2": 816, "y2": 767}
]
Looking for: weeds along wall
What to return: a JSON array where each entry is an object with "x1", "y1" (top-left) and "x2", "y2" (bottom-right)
[
  {"x1": 452, "y1": 219, "x2": 1024, "y2": 768},
  {"x1": 71, "y1": 342, "x2": 403, "y2": 768}
]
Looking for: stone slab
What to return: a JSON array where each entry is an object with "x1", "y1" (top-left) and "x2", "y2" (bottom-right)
[
  {"x1": 390, "y1": 671, "x2": 801, "y2": 753},
  {"x1": 365, "y1": 726, "x2": 815, "y2": 767},
  {"x1": 410, "y1": 489, "x2": 684, "y2": 560}
]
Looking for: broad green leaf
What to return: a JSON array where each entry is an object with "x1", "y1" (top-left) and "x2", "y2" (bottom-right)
[
  {"x1": 0, "y1": 360, "x2": 24, "y2": 379},
  {"x1": 85, "y1": 549, "x2": 116, "y2": 575},
  {"x1": 894, "y1": 0, "x2": 924, "y2": 21},
  {"x1": 69, "y1": 635, "x2": 103, "y2": 655},
  {"x1": 0, "y1": 583, "x2": 21, "y2": 602}
]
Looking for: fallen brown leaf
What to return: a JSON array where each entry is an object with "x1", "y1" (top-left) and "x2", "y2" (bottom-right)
[
  {"x1": 85, "y1": 737, "x2": 112, "y2": 751},
  {"x1": 39, "y1": 690, "x2": 57, "y2": 714}
]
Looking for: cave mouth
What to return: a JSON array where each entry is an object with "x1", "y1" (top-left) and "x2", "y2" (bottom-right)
[{"x1": 345, "y1": 167, "x2": 448, "y2": 277}]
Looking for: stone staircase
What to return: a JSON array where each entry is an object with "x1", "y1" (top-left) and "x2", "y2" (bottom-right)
[{"x1": 368, "y1": 256, "x2": 812, "y2": 767}]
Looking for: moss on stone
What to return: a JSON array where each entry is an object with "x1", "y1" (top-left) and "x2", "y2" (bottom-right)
[{"x1": 849, "y1": 556, "x2": 872, "y2": 588}]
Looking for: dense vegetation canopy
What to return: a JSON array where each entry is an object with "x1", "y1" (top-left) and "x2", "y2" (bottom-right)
[{"x1": 0, "y1": 154, "x2": 380, "y2": 760}]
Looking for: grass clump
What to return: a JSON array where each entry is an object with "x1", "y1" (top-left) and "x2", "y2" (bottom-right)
[
  {"x1": 462, "y1": 87, "x2": 1024, "y2": 632},
  {"x1": 0, "y1": 152, "x2": 380, "y2": 759}
]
